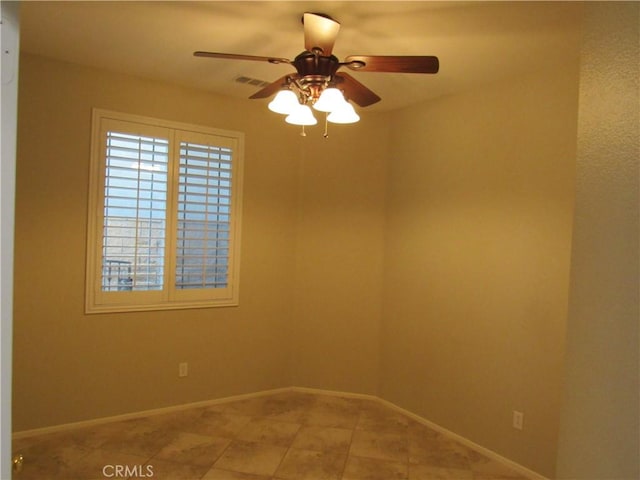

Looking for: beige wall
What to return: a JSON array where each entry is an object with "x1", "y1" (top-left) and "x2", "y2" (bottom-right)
[
  {"x1": 13, "y1": 53, "x2": 388, "y2": 432},
  {"x1": 556, "y1": 2, "x2": 640, "y2": 478},
  {"x1": 291, "y1": 122, "x2": 388, "y2": 394},
  {"x1": 381, "y1": 64, "x2": 580, "y2": 477},
  {"x1": 13, "y1": 54, "x2": 301, "y2": 431}
]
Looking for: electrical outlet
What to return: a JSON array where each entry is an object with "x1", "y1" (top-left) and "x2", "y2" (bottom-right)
[
  {"x1": 512, "y1": 410, "x2": 524, "y2": 430},
  {"x1": 179, "y1": 362, "x2": 188, "y2": 377}
]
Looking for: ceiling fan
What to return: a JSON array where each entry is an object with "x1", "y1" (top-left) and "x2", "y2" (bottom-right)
[{"x1": 194, "y1": 12, "x2": 438, "y2": 130}]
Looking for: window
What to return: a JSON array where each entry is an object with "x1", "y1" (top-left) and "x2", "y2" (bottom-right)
[{"x1": 86, "y1": 109, "x2": 243, "y2": 313}]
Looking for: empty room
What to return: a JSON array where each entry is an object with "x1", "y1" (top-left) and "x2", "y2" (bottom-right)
[{"x1": 1, "y1": 1, "x2": 637, "y2": 479}]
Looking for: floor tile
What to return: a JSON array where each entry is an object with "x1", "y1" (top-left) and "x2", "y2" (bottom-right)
[
  {"x1": 11, "y1": 390, "x2": 531, "y2": 480},
  {"x1": 213, "y1": 440, "x2": 287, "y2": 476},
  {"x1": 67, "y1": 449, "x2": 152, "y2": 479},
  {"x1": 409, "y1": 435, "x2": 472, "y2": 470},
  {"x1": 186, "y1": 409, "x2": 253, "y2": 438},
  {"x1": 291, "y1": 425, "x2": 353, "y2": 453},
  {"x1": 274, "y1": 448, "x2": 347, "y2": 480},
  {"x1": 350, "y1": 429, "x2": 409, "y2": 463},
  {"x1": 408, "y1": 421, "x2": 441, "y2": 442},
  {"x1": 261, "y1": 391, "x2": 317, "y2": 423},
  {"x1": 153, "y1": 431, "x2": 230, "y2": 466},
  {"x1": 357, "y1": 404, "x2": 410, "y2": 435},
  {"x1": 467, "y1": 451, "x2": 529, "y2": 479},
  {"x1": 236, "y1": 418, "x2": 301, "y2": 447},
  {"x1": 144, "y1": 406, "x2": 208, "y2": 432},
  {"x1": 98, "y1": 417, "x2": 178, "y2": 457},
  {"x1": 18, "y1": 420, "x2": 126, "y2": 452},
  {"x1": 12, "y1": 442, "x2": 96, "y2": 480},
  {"x1": 342, "y1": 455, "x2": 408, "y2": 480},
  {"x1": 409, "y1": 463, "x2": 474, "y2": 479},
  {"x1": 202, "y1": 469, "x2": 272, "y2": 480},
  {"x1": 222, "y1": 396, "x2": 273, "y2": 417},
  {"x1": 304, "y1": 397, "x2": 361, "y2": 429},
  {"x1": 144, "y1": 458, "x2": 212, "y2": 479}
]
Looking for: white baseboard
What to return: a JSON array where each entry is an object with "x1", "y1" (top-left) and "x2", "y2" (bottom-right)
[
  {"x1": 12, "y1": 387, "x2": 291, "y2": 440},
  {"x1": 290, "y1": 386, "x2": 547, "y2": 480},
  {"x1": 12, "y1": 386, "x2": 548, "y2": 480},
  {"x1": 376, "y1": 397, "x2": 549, "y2": 480},
  {"x1": 290, "y1": 385, "x2": 378, "y2": 402}
]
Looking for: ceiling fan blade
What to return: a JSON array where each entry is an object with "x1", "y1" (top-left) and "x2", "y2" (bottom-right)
[
  {"x1": 194, "y1": 51, "x2": 291, "y2": 65},
  {"x1": 334, "y1": 72, "x2": 381, "y2": 107},
  {"x1": 248, "y1": 74, "x2": 297, "y2": 99},
  {"x1": 344, "y1": 55, "x2": 439, "y2": 74},
  {"x1": 303, "y1": 12, "x2": 340, "y2": 56}
]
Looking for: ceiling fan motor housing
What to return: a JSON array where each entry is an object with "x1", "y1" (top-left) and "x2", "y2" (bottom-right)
[
  {"x1": 292, "y1": 52, "x2": 342, "y2": 102},
  {"x1": 293, "y1": 51, "x2": 340, "y2": 78}
]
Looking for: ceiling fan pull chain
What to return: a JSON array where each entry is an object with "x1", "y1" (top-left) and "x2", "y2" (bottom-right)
[
  {"x1": 300, "y1": 125, "x2": 307, "y2": 137},
  {"x1": 324, "y1": 113, "x2": 329, "y2": 139}
]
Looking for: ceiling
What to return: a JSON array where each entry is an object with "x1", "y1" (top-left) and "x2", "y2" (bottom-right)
[{"x1": 19, "y1": 1, "x2": 583, "y2": 112}]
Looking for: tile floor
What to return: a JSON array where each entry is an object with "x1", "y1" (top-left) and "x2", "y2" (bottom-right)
[{"x1": 12, "y1": 390, "x2": 528, "y2": 479}]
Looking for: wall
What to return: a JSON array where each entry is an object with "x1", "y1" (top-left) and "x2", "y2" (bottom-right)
[
  {"x1": 291, "y1": 119, "x2": 388, "y2": 395},
  {"x1": 556, "y1": 2, "x2": 640, "y2": 478},
  {"x1": 13, "y1": 54, "x2": 300, "y2": 431},
  {"x1": 13, "y1": 53, "x2": 389, "y2": 432},
  {"x1": 381, "y1": 65, "x2": 580, "y2": 477}
]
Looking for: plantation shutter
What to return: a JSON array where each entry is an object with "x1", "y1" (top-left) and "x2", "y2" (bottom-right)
[
  {"x1": 102, "y1": 131, "x2": 169, "y2": 291},
  {"x1": 87, "y1": 110, "x2": 243, "y2": 313},
  {"x1": 175, "y1": 140, "x2": 233, "y2": 290}
]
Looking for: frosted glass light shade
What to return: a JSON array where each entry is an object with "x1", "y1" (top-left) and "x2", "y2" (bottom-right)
[
  {"x1": 327, "y1": 102, "x2": 360, "y2": 124},
  {"x1": 285, "y1": 104, "x2": 318, "y2": 126},
  {"x1": 313, "y1": 87, "x2": 347, "y2": 112},
  {"x1": 268, "y1": 90, "x2": 299, "y2": 114}
]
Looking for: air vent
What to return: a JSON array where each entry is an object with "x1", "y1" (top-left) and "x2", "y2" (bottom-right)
[{"x1": 235, "y1": 76, "x2": 271, "y2": 88}]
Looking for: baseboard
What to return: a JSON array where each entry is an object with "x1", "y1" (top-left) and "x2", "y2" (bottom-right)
[
  {"x1": 290, "y1": 385, "x2": 379, "y2": 402},
  {"x1": 375, "y1": 397, "x2": 549, "y2": 480},
  {"x1": 12, "y1": 387, "x2": 291, "y2": 440},
  {"x1": 12, "y1": 386, "x2": 548, "y2": 480},
  {"x1": 290, "y1": 386, "x2": 548, "y2": 480}
]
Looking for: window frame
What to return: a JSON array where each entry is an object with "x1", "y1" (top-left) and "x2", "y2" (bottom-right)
[{"x1": 85, "y1": 109, "x2": 244, "y2": 313}]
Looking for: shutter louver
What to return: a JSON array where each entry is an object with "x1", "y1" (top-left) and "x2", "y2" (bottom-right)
[
  {"x1": 176, "y1": 141, "x2": 233, "y2": 290},
  {"x1": 102, "y1": 132, "x2": 168, "y2": 291}
]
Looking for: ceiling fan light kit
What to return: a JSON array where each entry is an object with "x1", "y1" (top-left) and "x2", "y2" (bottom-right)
[
  {"x1": 194, "y1": 12, "x2": 439, "y2": 137},
  {"x1": 271, "y1": 85, "x2": 358, "y2": 127},
  {"x1": 268, "y1": 89, "x2": 299, "y2": 114},
  {"x1": 314, "y1": 87, "x2": 349, "y2": 113},
  {"x1": 285, "y1": 104, "x2": 318, "y2": 126},
  {"x1": 327, "y1": 102, "x2": 360, "y2": 124}
]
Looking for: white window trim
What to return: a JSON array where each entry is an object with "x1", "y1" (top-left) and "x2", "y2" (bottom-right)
[{"x1": 85, "y1": 109, "x2": 244, "y2": 313}]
